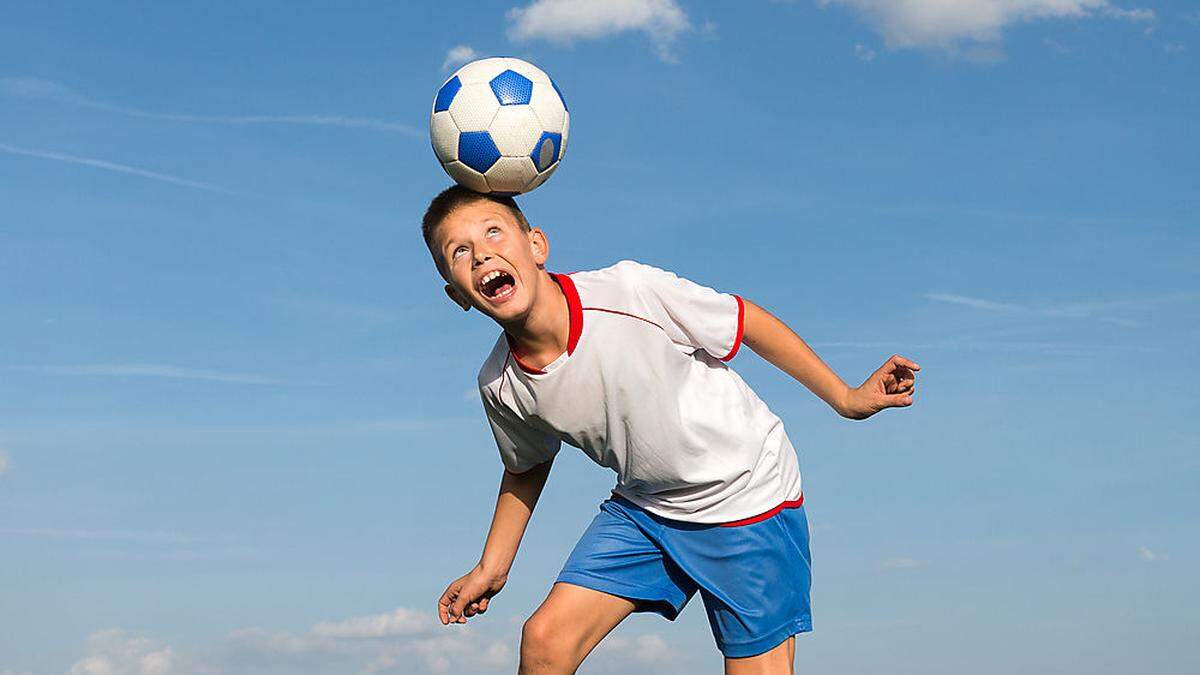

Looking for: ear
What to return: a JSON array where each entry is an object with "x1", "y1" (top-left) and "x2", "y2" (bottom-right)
[
  {"x1": 529, "y1": 227, "x2": 550, "y2": 267},
  {"x1": 444, "y1": 283, "x2": 471, "y2": 312}
]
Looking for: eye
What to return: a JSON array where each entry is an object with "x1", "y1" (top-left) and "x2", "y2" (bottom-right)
[
  {"x1": 486, "y1": 226, "x2": 501, "y2": 237},
  {"x1": 451, "y1": 245, "x2": 468, "y2": 259}
]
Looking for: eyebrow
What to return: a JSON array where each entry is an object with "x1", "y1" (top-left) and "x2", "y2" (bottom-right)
[{"x1": 441, "y1": 217, "x2": 505, "y2": 257}]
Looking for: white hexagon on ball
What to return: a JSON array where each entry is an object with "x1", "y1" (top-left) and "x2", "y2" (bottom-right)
[
  {"x1": 429, "y1": 111, "x2": 459, "y2": 163},
  {"x1": 485, "y1": 157, "x2": 538, "y2": 194},
  {"x1": 489, "y1": 106, "x2": 543, "y2": 157},
  {"x1": 445, "y1": 161, "x2": 489, "y2": 193},
  {"x1": 454, "y1": 57, "x2": 511, "y2": 85},
  {"x1": 449, "y1": 82, "x2": 500, "y2": 132}
]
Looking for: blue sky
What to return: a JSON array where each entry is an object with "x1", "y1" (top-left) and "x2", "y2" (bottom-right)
[{"x1": 1, "y1": 1, "x2": 1197, "y2": 673}]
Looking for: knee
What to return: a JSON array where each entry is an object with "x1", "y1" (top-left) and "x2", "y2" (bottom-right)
[{"x1": 520, "y1": 613, "x2": 576, "y2": 671}]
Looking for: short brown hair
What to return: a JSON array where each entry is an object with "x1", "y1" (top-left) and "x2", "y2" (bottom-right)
[{"x1": 421, "y1": 186, "x2": 531, "y2": 269}]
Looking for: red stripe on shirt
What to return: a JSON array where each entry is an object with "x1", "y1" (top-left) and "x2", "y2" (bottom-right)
[{"x1": 582, "y1": 306, "x2": 664, "y2": 332}]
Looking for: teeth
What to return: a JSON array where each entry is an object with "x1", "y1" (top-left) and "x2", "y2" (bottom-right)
[{"x1": 478, "y1": 270, "x2": 506, "y2": 288}]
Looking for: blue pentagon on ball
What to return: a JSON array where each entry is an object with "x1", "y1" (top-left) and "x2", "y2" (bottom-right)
[
  {"x1": 489, "y1": 70, "x2": 533, "y2": 106},
  {"x1": 458, "y1": 131, "x2": 502, "y2": 173},
  {"x1": 434, "y1": 76, "x2": 461, "y2": 113},
  {"x1": 530, "y1": 131, "x2": 562, "y2": 172}
]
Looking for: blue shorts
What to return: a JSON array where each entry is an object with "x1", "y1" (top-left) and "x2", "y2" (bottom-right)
[{"x1": 556, "y1": 494, "x2": 812, "y2": 658}]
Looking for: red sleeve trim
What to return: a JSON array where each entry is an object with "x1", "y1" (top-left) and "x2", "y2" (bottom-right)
[
  {"x1": 720, "y1": 295, "x2": 745, "y2": 362},
  {"x1": 719, "y1": 493, "x2": 804, "y2": 527}
]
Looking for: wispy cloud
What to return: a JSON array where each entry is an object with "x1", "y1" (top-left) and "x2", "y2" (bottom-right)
[
  {"x1": 808, "y1": 338, "x2": 1163, "y2": 358},
  {"x1": 443, "y1": 44, "x2": 481, "y2": 71},
  {"x1": 69, "y1": 629, "x2": 178, "y2": 675},
  {"x1": 311, "y1": 608, "x2": 427, "y2": 638},
  {"x1": 855, "y1": 43, "x2": 878, "y2": 61},
  {"x1": 1138, "y1": 546, "x2": 1168, "y2": 562},
  {"x1": 817, "y1": 0, "x2": 1155, "y2": 53},
  {"x1": 11, "y1": 363, "x2": 281, "y2": 384},
  {"x1": 882, "y1": 557, "x2": 923, "y2": 569},
  {"x1": 65, "y1": 615, "x2": 686, "y2": 674},
  {"x1": 0, "y1": 76, "x2": 421, "y2": 136},
  {"x1": 923, "y1": 289, "x2": 1200, "y2": 326},
  {"x1": 507, "y1": 0, "x2": 691, "y2": 62},
  {"x1": 0, "y1": 527, "x2": 206, "y2": 545},
  {"x1": 0, "y1": 142, "x2": 233, "y2": 193},
  {"x1": 591, "y1": 633, "x2": 675, "y2": 662},
  {"x1": 350, "y1": 416, "x2": 480, "y2": 433},
  {"x1": 0, "y1": 448, "x2": 9, "y2": 476},
  {"x1": 262, "y1": 293, "x2": 402, "y2": 324}
]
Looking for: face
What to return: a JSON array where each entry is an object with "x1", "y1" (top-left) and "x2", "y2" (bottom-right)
[{"x1": 433, "y1": 200, "x2": 549, "y2": 323}]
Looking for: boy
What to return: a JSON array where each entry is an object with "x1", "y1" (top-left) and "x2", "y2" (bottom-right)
[{"x1": 426, "y1": 185, "x2": 919, "y2": 674}]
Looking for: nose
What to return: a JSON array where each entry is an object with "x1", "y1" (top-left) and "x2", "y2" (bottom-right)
[{"x1": 471, "y1": 248, "x2": 492, "y2": 268}]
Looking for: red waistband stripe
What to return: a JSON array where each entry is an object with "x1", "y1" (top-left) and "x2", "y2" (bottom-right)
[{"x1": 719, "y1": 493, "x2": 805, "y2": 527}]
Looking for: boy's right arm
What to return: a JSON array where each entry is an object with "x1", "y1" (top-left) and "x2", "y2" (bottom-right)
[{"x1": 437, "y1": 458, "x2": 553, "y2": 625}]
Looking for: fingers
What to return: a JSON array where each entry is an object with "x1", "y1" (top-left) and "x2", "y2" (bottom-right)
[
  {"x1": 438, "y1": 587, "x2": 456, "y2": 625},
  {"x1": 450, "y1": 594, "x2": 470, "y2": 624},
  {"x1": 449, "y1": 583, "x2": 480, "y2": 624},
  {"x1": 885, "y1": 386, "x2": 915, "y2": 407},
  {"x1": 879, "y1": 354, "x2": 921, "y2": 376}
]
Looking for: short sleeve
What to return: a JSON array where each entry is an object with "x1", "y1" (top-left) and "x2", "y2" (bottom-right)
[
  {"x1": 618, "y1": 260, "x2": 745, "y2": 361},
  {"x1": 480, "y1": 388, "x2": 562, "y2": 473}
]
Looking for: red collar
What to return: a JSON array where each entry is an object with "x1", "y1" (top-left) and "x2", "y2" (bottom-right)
[{"x1": 505, "y1": 272, "x2": 582, "y2": 375}]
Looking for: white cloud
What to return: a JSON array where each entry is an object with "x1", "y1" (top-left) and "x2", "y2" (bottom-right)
[
  {"x1": 69, "y1": 629, "x2": 178, "y2": 675},
  {"x1": 817, "y1": 1, "x2": 1155, "y2": 51},
  {"x1": 855, "y1": 43, "x2": 878, "y2": 60},
  {"x1": 0, "y1": 527, "x2": 202, "y2": 544},
  {"x1": 1138, "y1": 546, "x2": 1167, "y2": 562},
  {"x1": 0, "y1": 448, "x2": 8, "y2": 476},
  {"x1": 13, "y1": 363, "x2": 279, "y2": 384},
  {"x1": 922, "y1": 289, "x2": 1200, "y2": 325},
  {"x1": 0, "y1": 143, "x2": 233, "y2": 193},
  {"x1": 1164, "y1": 42, "x2": 1186, "y2": 54},
  {"x1": 225, "y1": 614, "x2": 513, "y2": 674},
  {"x1": 507, "y1": 0, "x2": 691, "y2": 62},
  {"x1": 66, "y1": 616, "x2": 677, "y2": 674},
  {"x1": 311, "y1": 607, "x2": 428, "y2": 638},
  {"x1": 882, "y1": 557, "x2": 922, "y2": 569},
  {"x1": 590, "y1": 633, "x2": 675, "y2": 663},
  {"x1": 443, "y1": 45, "x2": 481, "y2": 71},
  {"x1": 0, "y1": 76, "x2": 419, "y2": 135}
]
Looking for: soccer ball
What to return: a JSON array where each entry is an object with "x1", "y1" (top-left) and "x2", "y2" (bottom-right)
[{"x1": 430, "y1": 57, "x2": 569, "y2": 196}]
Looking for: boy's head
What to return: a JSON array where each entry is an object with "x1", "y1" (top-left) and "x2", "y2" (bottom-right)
[{"x1": 422, "y1": 185, "x2": 552, "y2": 323}]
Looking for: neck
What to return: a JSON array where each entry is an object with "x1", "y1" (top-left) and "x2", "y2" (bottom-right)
[{"x1": 503, "y1": 271, "x2": 569, "y2": 363}]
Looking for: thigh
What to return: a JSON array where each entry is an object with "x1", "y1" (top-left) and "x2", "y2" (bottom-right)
[
  {"x1": 557, "y1": 499, "x2": 697, "y2": 619},
  {"x1": 525, "y1": 582, "x2": 638, "y2": 662},
  {"x1": 724, "y1": 636, "x2": 794, "y2": 675},
  {"x1": 664, "y1": 505, "x2": 812, "y2": 657}
]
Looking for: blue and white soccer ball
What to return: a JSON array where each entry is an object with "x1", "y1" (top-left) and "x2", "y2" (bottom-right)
[{"x1": 430, "y1": 57, "x2": 569, "y2": 196}]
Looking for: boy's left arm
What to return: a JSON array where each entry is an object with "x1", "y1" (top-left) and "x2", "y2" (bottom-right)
[{"x1": 740, "y1": 298, "x2": 920, "y2": 420}]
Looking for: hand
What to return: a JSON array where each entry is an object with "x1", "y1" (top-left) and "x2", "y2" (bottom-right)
[
  {"x1": 437, "y1": 564, "x2": 507, "y2": 625},
  {"x1": 840, "y1": 354, "x2": 920, "y2": 420}
]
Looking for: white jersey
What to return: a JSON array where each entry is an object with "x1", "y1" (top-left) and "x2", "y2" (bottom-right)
[{"x1": 477, "y1": 260, "x2": 803, "y2": 524}]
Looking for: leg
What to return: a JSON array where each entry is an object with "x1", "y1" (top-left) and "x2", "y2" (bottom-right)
[
  {"x1": 519, "y1": 582, "x2": 637, "y2": 675},
  {"x1": 723, "y1": 636, "x2": 795, "y2": 675}
]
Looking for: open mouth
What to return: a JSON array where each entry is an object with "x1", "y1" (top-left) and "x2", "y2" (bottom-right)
[{"x1": 478, "y1": 269, "x2": 517, "y2": 301}]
